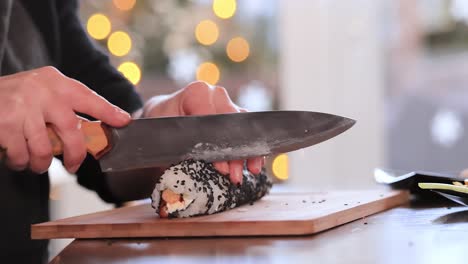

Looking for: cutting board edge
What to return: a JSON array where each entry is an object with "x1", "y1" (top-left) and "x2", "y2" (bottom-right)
[{"x1": 31, "y1": 190, "x2": 409, "y2": 239}]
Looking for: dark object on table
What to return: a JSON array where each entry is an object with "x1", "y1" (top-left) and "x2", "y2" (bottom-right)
[
  {"x1": 418, "y1": 183, "x2": 468, "y2": 206},
  {"x1": 374, "y1": 168, "x2": 468, "y2": 206}
]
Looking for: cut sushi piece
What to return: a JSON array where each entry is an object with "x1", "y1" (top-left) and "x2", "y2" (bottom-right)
[{"x1": 151, "y1": 160, "x2": 272, "y2": 218}]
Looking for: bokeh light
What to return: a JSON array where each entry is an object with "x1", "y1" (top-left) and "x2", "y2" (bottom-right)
[
  {"x1": 196, "y1": 62, "x2": 220, "y2": 85},
  {"x1": 195, "y1": 20, "x2": 219, "y2": 46},
  {"x1": 107, "y1": 31, "x2": 132, "y2": 57},
  {"x1": 87, "y1": 14, "x2": 111, "y2": 40},
  {"x1": 118, "y1": 62, "x2": 141, "y2": 85},
  {"x1": 213, "y1": 0, "x2": 237, "y2": 19},
  {"x1": 226, "y1": 37, "x2": 250, "y2": 62},
  {"x1": 272, "y1": 154, "x2": 289, "y2": 180},
  {"x1": 113, "y1": 0, "x2": 136, "y2": 11}
]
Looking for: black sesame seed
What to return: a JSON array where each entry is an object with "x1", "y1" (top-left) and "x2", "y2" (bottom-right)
[
  {"x1": 188, "y1": 188, "x2": 192, "y2": 192},
  {"x1": 176, "y1": 180, "x2": 180, "y2": 184},
  {"x1": 181, "y1": 180, "x2": 185, "y2": 185},
  {"x1": 173, "y1": 185, "x2": 178, "y2": 188}
]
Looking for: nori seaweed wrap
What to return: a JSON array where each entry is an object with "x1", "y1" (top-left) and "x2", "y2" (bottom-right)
[{"x1": 151, "y1": 160, "x2": 272, "y2": 218}]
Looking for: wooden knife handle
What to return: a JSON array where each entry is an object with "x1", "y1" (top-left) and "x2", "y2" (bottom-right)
[
  {"x1": 0, "y1": 120, "x2": 112, "y2": 163},
  {"x1": 48, "y1": 120, "x2": 112, "y2": 159}
]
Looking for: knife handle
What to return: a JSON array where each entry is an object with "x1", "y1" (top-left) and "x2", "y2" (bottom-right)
[{"x1": 48, "y1": 120, "x2": 112, "y2": 159}]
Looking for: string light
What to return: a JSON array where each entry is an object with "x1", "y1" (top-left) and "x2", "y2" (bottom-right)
[
  {"x1": 196, "y1": 62, "x2": 220, "y2": 85},
  {"x1": 226, "y1": 37, "x2": 250, "y2": 62},
  {"x1": 195, "y1": 20, "x2": 219, "y2": 46},
  {"x1": 113, "y1": 0, "x2": 136, "y2": 11},
  {"x1": 87, "y1": 14, "x2": 111, "y2": 40},
  {"x1": 118, "y1": 62, "x2": 141, "y2": 85},
  {"x1": 213, "y1": 0, "x2": 237, "y2": 19},
  {"x1": 107, "y1": 31, "x2": 132, "y2": 57},
  {"x1": 272, "y1": 154, "x2": 289, "y2": 180}
]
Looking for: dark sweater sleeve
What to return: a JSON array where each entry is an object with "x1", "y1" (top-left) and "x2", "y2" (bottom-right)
[{"x1": 55, "y1": 0, "x2": 143, "y2": 203}]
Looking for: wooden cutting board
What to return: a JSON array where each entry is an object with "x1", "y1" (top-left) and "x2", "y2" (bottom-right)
[{"x1": 32, "y1": 190, "x2": 408, "y2": 239}]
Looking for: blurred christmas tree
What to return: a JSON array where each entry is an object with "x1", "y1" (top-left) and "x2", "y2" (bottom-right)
[{"x1": 80, "y1": 0, "x2": 278, "y2": 87}]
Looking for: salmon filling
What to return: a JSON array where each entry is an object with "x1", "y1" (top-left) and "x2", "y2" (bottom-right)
[{"x1": 159, "y1": 189, "x2": 194, "y2": 218}]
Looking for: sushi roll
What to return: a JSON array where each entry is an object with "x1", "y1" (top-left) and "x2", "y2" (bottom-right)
[{"x1": 151, "y1": 160, "x2": 272, "y2": 218}]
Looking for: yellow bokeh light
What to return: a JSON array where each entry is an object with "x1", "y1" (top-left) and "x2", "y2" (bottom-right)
[
  {"x1": 272, "y1": 154, "x2": 289, "y2": 180},
  {"x1": 113, "y1": 0, "x2": 136, "y2": 11},
  {"x1": 195, "y1": 20, "x2": 219, "y2": 46},
  {"x1": 87, "y1": 14, "x2": 111, "y2": 40},
  {"x1": 213, "y1": 0, "x2": 237, "y2": 19},
  {"x1": 107, "y1": 31, "x2": 132, "y2": 57},
  {"x1": 118, "y1": 62, "x2": 141, "y2": 85},
  {"x1": 226, "y1": 37, "x2": 250, "y2": 62},
  {"x1": 196, "y1": 62, "x2": 220, "y2": 85}
]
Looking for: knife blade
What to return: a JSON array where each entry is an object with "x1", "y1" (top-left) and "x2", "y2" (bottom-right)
[{"x1": 6, "y1": 111, "x2": 354, "y2": 172}]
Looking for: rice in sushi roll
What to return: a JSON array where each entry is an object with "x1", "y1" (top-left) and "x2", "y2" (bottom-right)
[{"x1": 150, "y1": 160, "x2": 272, "y2": 218}]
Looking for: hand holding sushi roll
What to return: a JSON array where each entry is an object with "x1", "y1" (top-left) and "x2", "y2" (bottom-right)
[{"x1": 143, "y1": 81, "x2": 264, "y2": 185}]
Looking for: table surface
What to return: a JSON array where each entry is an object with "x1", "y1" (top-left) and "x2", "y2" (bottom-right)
[{"x1": 50, "y1": 198, "x2": 468, "y2": 264}]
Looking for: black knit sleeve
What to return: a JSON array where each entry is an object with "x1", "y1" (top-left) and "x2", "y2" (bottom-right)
[
  {"x1": 54, "y1": 0, "x2": 143, "y2": 203},
  {"x1": 55, "y1": 0, "x2": 143, "y2": 112}
]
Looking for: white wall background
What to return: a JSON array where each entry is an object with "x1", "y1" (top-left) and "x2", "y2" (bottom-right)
[{"x1": 279, "y1": 0, "x2": 386, "y2": 190}]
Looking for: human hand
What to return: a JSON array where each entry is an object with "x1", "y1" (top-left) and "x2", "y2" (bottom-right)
[
  {"x1": 143, "y1": 81, "x2": 264, "y2": 185},
  {"x1": 0, "y1": 66, "x2": 131, "y2": 174}
]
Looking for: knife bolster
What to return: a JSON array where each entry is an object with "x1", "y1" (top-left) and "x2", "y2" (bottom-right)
[{"x1": 81, "y1": 121, "x2": 113, "y2": 160}]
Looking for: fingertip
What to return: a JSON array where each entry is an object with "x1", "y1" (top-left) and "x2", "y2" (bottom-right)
[
  {"x1": 247, "y1": 157, "x2": 263, "y2": 175},
  {"x1": 66, "y1": 163, "x2": 80, "y2": 174},
  {"x1": 114, "y1": 107, "x2": 132, "y2": 126},
  {"x1": 229, "y1": 160, "x2": 243, "y2": 185},
  {"x1": 100, "y1": 107, "x2": 131, "y2": 127},
  {"x1": 229, "y1": 174, "x2": 239, "y2": 185},
  {"x1": 214, "y1": 161, "x2": 230, "y2": 175}
]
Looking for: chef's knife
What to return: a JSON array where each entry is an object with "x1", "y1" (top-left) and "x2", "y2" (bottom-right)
[{"x1": 4, "y1": 111, "x2": 356, "y2": 172}]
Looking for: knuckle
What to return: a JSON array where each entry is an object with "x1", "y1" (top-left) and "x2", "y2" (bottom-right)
[
  {"x1": 58, "y1": 116, "x2": 80, "y2": 131},
  {"x1": 0, "y1": 112, "x2": 20, "y2": 128},
  {"x1": 38, "y1": 66, "x2": 61, "y2": 76},
  {"x1": 214, "y1": 86, "x2": 230, "y2": 100},
  {"x1": 186, "y1": 81, "x2": 212, "y2": 94},
  {"x1": 215, "y1": 85, "x2": 227, "y2": 94}
]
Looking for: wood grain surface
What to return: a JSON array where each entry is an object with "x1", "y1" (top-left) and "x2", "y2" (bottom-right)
[
  {"x1": 32, "y1": 190, "x2": 409, "y2": 239},
  {"x1": 50, "y1": 199, "x2": 468, "y2": 264}
]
